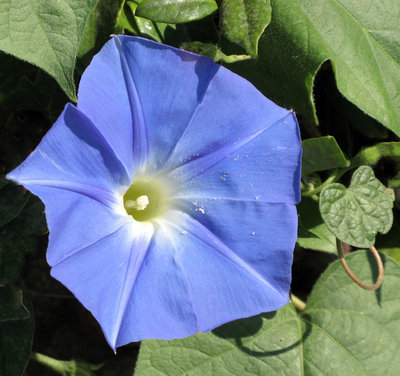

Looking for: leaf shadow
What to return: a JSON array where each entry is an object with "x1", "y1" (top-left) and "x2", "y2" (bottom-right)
[{"x1": 212, "y1": 311, "x2": 312, "y2": 357}]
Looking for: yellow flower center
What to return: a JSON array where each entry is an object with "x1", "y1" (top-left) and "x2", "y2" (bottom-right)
[{"x1": 123, "y1": 178, "x2": 169, "y2": 222}]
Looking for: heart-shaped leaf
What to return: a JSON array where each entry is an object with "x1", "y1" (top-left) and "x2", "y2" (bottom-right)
[{"x1": 320, "y1": 166, "x2": 394, "y2": 248}]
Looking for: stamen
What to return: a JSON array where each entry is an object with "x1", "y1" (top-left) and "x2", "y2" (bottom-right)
[{"x1": 125, "y1": 195, "x2": 150, "y2": 211}]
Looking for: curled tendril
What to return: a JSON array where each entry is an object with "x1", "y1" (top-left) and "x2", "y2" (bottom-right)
[{"x1": 336, "y1": 239, "x2": 384, "y2": 291}]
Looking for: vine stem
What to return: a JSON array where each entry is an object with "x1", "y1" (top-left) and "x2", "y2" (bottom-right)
[
  {"x1": 302, "y1": 168, "x2": 342, "y2": 197},
  {"x1": 302, "y1": 166, "x2": 355, "y2": 198},
  {"x1": 30, "y1": 352, "x2": 66, "y2": 374},
  {"x1": 336, "y1": 239, "x2": 384, "y2": 291},
  {"x1": 290, "y1": 293, "x2": 306, "y2": 312}
]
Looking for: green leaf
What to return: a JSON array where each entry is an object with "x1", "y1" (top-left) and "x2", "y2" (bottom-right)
[
  {"x1": 0, "y1": 284, "x2": 29, "y2": 322},
  {"x1": 219, "y1": 0, "x2": 271, "y2": 56},
  {"x1": 0, "y1": 182, "x2": 30, "y2": 228},
  {"x1": 0, "y1": 196, "x2": 47, "y2": 280},
  {"x1": 302, "y1": 251, "x2": 400, "y2": 375},
  {"x1": 135, "y1": 304, "x2": 302, "y2": 375},
  {"x1": 116, "y1": 1, "x2": 219, "y2": 47},
  {"x1": 135, "y1": 251, "x2": 400, "y2": 375},
  {"x1": 77, "y1": 0, "x2": 125, "y2": 73},
  {"x1": 351, "y1": 142, "x2": 400, "y2": 169},
  {"x1": 0, "y1": 0, "x2": 98, "y2": 100},
  {"x1": 320, "y1": 166, "x2": 395, "y2": 248},
  {"x1": 302, "y1": 136, "x2": 349, "y2": 174},
  {"x1": 136, "y1": 0, "x2": 218, "y2": 24},
  {"x1": 376, "y1": 220, "x2": 400, "y2": 265},
  {"x1": 118, "y1": 0, "x2": 169, "y2": 43},
  {"x1": 0, "y1": 295, "x2": 34, "y2": 376},
  {"x1": 297, "y1": 197, "x2": 337, "y2": 253},
  {"x1": 229, "y1": 0, "x2": 400, "y2": 136}
]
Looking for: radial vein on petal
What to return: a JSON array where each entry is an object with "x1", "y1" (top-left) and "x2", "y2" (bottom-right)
[
  {"x1": 12, "y1": 179, "x2": 121, "y2": 210},
  {"x1": 166, "y1": 212, "x2": 285, "y2": 299},
  {"x1": 166, "y1": 111, "x2": 292, "y2": 182}
]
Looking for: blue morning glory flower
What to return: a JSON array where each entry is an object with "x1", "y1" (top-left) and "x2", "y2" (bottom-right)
[{"x1": 7, "y1": 36, "x2": 301, "y2": 350}]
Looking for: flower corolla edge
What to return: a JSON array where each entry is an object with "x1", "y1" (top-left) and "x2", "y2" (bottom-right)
[{"x1": 6, "y1": 35, "x2": 302, "y2": 350}]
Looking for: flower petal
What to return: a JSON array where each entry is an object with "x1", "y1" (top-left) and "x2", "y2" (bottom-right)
[
  {"x1": 78, "y1": 36, "x2": 216, "y2": 174},
  {"x1": 50, "y1": 220, "x2": 154, "y2": 350},
  {"x1": 176, "y1": 200, "x2": 297, "y2": 298},
  {"x1": 7, "y1": 103, "x2": 130, "y2": 195},
  {"x1": 113, "y1": 202, "x2": 295, "y2": 346},
  {"x1": 169, "y1": 112, "x2": 302, "y2": 204},
  {"x1": 162, "y1": 62, "x2": 291, "y2": 174},
  {"x1": 24, "y1": 186, "x2": 128, "y2": 267}
]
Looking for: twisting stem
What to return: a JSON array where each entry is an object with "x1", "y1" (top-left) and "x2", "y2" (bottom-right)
[{"x1": 336, "y1": 239, "x2": 384, "y2": 291}]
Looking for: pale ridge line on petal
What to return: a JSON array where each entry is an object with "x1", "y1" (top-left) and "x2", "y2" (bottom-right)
[
  {"x1": 172, "y1": 196, "x2": 292, "y2": 204},
  {"x1": 168, "y1": 111, "x2": 292, "y2": 182},
  {"x1": 162, "y1": 60, "x2": 218, "y2": 166},
  {"x1": 113, "y1": 36, "x2": 148, "y2": 172},
  {"x1": 13, "y1": 179, "x2": 121, "y2": 210},
  {"x1": 155, "y1": 222, "x2": 200, "y2": 331},
  {"x1": 50, "y1": 220, "x2": 130, "y2": 268},
  {"x1": 113, "y1": 223, "x2": 154, "y2": 348},
  {"x1": 165, "y1": 211, "x2": 286, "y2": 300}
]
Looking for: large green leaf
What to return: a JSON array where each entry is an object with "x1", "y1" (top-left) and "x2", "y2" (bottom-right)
[
  {"x1": 320, "y1": 166, "x2": 395, "y2": 248},
  {"x1": 229, "y1": 0, "x2": 400, "y2": 135},
  {"x1": 219, "y1": 0, "x2": 271, "y2": 56},
  {"x1": 0, "y1": 0, "x2": 98, "y2": 100},
  {"x1": 135, "y1": 251, "x2": 400, "y2": 375},
  {"x1": 77, "y1": 0, "x2": 125, "y2": 72},
  {"x1": 136, "y1": 0, "x2": 218, "y2": 24},
  {"x1": 376, "y1": 221, "x2": 400, "y2": 265},
  {"x1": 0, "y1": 295, "x2": 34, "y2": 376}
]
